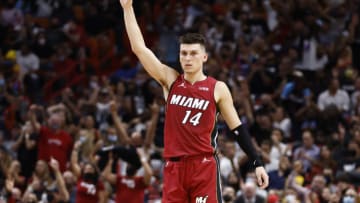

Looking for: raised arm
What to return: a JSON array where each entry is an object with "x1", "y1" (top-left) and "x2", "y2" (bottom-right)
[
  {"x1": 136, "y1": 147, "x2": 153, "y2": 185},
  {"x1": 61, "y1": 88, "x2": 80, "y2": 116},
  {"x1": 109, "y1": 100, "x2": 131, "y2": 145},
  {"x1": 49, "y1": 158, "x2": 70, "y2": 202},
  {"x1": 101, "y1": 154, "x2": 117, "y2": 185},
  {"x1": 215, "y1": 81, "x2": 269, "y2": 189},
  {"x1": 119, "y1": 0, "x2": 178, "y2": 89},
  {"x1": 11, "y1": 130, "x2": 24, "y2": 151},
  {"x1": 29, "y1": 105, "x2": 41, "y2": 133},
  {"x1": 12, "y1": 124, "x2": 36, "y2": 151},
  {"x1": 143, "y1": 101, "x2": 160, "y2": 150},
  {"x1": 70, "y1": 141, "x2": 82, "y2": 178}
]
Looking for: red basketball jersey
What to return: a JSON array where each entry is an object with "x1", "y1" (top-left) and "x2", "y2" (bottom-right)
[{"x1": 163, "y1": 75, "x2": 218, "y2": 157}]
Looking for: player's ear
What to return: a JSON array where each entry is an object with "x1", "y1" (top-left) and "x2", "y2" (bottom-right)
[{"x1": 203, "y1": 53, "x2": 208, "y2": 62}]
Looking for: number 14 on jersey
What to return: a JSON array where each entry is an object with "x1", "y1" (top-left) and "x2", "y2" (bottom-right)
[{"x1": 182, "y1": 110, "x2": 203, "y2": 126}]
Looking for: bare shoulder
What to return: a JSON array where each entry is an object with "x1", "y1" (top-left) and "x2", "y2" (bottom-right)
[
  {"x1": 214, "y1": 81, "x2": 231, "y2": 103},
  {"x1": 215, "y1": 81, "x2": 228, "y2": 89}
]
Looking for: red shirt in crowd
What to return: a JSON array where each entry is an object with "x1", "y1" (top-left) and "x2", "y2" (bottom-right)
[
  {"x1": 76, "y1": 178, "x2": 105, "y2": 203},
  {"x1": 115, "y1": 175, "x2": 148, "y2": 203},
  {"x1": 37, "y1": 126, "x2": 73, "y2": 172}
]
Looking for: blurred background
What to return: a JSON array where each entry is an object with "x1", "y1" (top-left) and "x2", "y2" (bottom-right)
[{"x1": 1, "y1": 0, "x2": 360, "y2": 202}]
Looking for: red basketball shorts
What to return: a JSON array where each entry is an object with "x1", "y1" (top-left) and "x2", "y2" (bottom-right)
[{"x1": 162, "y1": 154, "x2": 222, "y2": 203}]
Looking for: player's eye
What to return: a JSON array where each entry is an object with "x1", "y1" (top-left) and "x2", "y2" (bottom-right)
[{"x1": 180, "y1": 51, "x2": 187, "y2": 56}]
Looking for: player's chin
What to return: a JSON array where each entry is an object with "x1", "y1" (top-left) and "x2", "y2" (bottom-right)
[{"x1": 182, "y1": 67, "x2": 196, "y2": 73}]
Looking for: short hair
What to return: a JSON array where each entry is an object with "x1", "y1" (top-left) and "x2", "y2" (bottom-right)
[{"x1": 179, "y1": 33, "x2": 206, "y2": 47}]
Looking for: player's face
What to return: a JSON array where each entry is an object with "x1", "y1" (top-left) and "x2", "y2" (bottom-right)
[{"x1": 179, "y1": 44, "x2": 208, "y2": 74}]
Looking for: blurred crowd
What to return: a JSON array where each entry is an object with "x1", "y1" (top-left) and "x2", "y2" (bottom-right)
[{"x1": 1, "y1": 0, "x2": 360, "y2": 202}]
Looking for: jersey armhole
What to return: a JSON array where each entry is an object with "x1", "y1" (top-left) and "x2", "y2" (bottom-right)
[
  {"x1": 212, "y1": 79, "x2": 219, "y2": 110},
  {"x1": 165, "y1": 75, "x2": 181, "y2": 102}
]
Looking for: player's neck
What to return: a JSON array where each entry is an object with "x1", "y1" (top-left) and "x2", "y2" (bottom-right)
[{"x1": 183, "y1": 72, "x2": 206, "y2": 85}]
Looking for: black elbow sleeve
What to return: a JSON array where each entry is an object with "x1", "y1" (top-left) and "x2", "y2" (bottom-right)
[{"x1": 231, "y1": 125, "x2": 264, "y2": 168}]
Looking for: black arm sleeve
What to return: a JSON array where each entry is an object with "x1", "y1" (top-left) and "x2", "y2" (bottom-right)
[{"x1": 231, "y1": 124, "x2": 264, "y2": 168}]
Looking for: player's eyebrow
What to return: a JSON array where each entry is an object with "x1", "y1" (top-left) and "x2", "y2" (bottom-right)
[{"x1": 180, "y1": 50, "x2": 199, "y2": 55}]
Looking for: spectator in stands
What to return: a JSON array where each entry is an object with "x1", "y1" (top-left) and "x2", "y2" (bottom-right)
[
  {"x1": 11, "y1": 121, "x2": 37, "y2": 180},
  {"x1": 246, "y1": 51, "x2": 273, "y2": 96},
  {"x1": 310, "y1": 145, "x2": 337, "y2": 179},
  {"x1": 341, "y1": 188, "x2": 359, "y2": 203},
  {"x1": 348, "y1": 6, "x2": 360, "y2": 70},
  {"x1": 351, "y1": 77, "x2": 360, "y2": 111},
  {"x1": 22, "y1": 158, "x2": 69, "y2": 203},
  {"x1": 226, "y1": 171, "x2": 242, "y2": 195},
  {"x1": 29, "y1": 104, "x2": 73, "y2": 172},
  {"x1": 30, "y1": 160, "x2": 55, "y2": 191},
  {"x1": 76, "y1": 115, "x2": 101, "y2": 162},
  {"x1": 272, "y1": 56, "x2": 295, "y2": 99},
  {"x1": 272, "y1": 106, "x2": 292, "y2": 140},
  {"x1": 222, "y1": 186, "x2": 236, "y2": 203},
  {"x1": 86, "y1": 80, "x2": 115, "y2": 133},
  {"x1": 0, "y1": 0, "x2": 24, "y2": 29},
  {"x1": 146, "y1": 157, "x2": 163, "y2": 202},
  {"x1": 285, "y1": 160, "x2": 306, "y2": 202},
  {"x1": 250, "y1": 109, "x2": 273, "y2": 145},
  {"x1": 102, "y1": 147, "x2": 153, "y2": 203},
  {"x1": 235, "y1": 181, "x2": 266, "y2": 203},
  {"x1": 336, "y1": 139, "x2": 360, "y2": 181},
  {"x1": 268, "y1": 155, "x2": 291, "y2": 191},
  {"x1": 308, "y1": 175, "x2": 327, "y2": 203},
  {"x1": 0, "y1": 146, "x2": 12, "y2": 189},
  {"x1": 280, "y1": 70, "x2": 312, "y2": 119},
  {"x1": 294, "y1": 99, "x2": 321, "y2": 137},
  {"x1": 7, "y1": 160, "x2": 26, "y2": 192},
  {"x1": 320, "y1": 186, "x2": 341, "y2": 203},
  {"x1": 265, "y1": 128, "x2": 289, "y2": 172},
  {"x1": 70, "y1": 141, "x2": 106, "y2": 203},
  {"x1": 63, "y1": 170, "x2": 77, "y2": 203},
  {"x1": 105, "y1": 99, "x2": 159, "y2": 168},
  {"x1": 317, "y1": 78, "x2": 350, "y2": 113},
  {"x1": 31, "y1": 31, "x2": 54, "y2": 71},
  {"x1": 15, "y1": 43, "x2": 40, "y2": 93},
  {"x1": 293, "y1": 130, "x2": 320, "y2": 172},
  {"x1": 220, "y1": 140, "x2": 242, "y2": 182}
]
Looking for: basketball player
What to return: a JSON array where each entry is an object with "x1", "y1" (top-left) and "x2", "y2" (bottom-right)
[{"x1": 119, "y1": 0, "x2": 269, "y2": 202}]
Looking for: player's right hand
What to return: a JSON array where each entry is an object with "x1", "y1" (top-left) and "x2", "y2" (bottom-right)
[
  {"x1": 119, "y1": 0, "x2": 133, "y2": 9},
  {"x1": 255, "y1": 166, "x2": 269, "y2": 189}
]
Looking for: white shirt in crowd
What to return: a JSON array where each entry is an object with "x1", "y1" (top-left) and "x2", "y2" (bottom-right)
[
  {"x1": 317, "y1": 89, "x2": 350, "y2": 111},
  {"x1": 16, "y1": 51, "x2": 40, "y2": 77}
]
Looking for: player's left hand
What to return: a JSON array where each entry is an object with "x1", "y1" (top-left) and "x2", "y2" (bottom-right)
[{"x1": 255, "y1": 166, "x2": 269, "y2": 189}]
